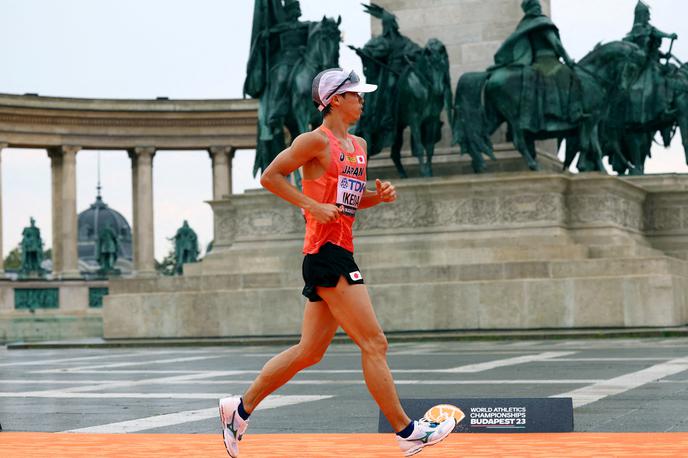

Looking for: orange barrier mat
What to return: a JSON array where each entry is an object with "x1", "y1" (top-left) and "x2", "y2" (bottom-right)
[{"x1": 1, "y1": 432, "x2": 688, "y2": 457}]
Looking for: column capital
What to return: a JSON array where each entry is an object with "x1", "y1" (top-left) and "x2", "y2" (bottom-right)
[
  {"x1": 208, "y1": 146, "x2": 235, "y2": 160},
  {"x1": 61, "y1": 145, "x2": 81, "y2": 156},
  {"x1": 47, "y1": 145, "x2": 81, "y2": 159},
  {"x1": 128, "y1": 146, "x2": 156, "y2": 161}
]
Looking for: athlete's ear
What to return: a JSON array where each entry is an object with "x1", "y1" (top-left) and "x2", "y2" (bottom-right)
[{"x1": 330, "y1": 94, "x2": 340, "y2": 108}]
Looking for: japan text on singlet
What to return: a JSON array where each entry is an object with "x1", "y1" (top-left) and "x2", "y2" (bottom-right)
[{"x1": 302, "y1": 126, "x2": 367, "y2": 254}]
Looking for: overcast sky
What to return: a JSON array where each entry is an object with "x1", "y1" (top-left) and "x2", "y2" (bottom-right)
[{"x1": 0, "y1": 0, "x2": 685, "y2": 259}]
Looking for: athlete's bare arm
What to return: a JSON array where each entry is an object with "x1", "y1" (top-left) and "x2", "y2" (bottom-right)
[
  {"x1": 260, "y1": 131, "x2": 341, "y2": 224},
  {"x1": 352, "y1": 136, "x2": 397, "y2": 209}
]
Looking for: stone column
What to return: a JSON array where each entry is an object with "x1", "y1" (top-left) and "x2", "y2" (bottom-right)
[
  {"x1": 129, "y1": 147, "x2": 156, "y2": 276},
  {"x1": 208, "y1": 146, "x2": 235, "y2": 200},
  {"x1": 48, "y1": 148, "x2": 63, "y2": 275},
  {"x1": 0, "y1": 143, "x2": 6, "y2": 275},
  {"x1": 48, "y1": 145, "x2": 81, "y2": 278},
  {"x1": 60, "y1": 146, "x2": 81, "y2": 278}
]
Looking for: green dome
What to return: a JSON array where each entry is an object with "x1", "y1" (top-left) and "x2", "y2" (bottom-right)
[{"x1": 78, "y1": 193, "x2": 133, "y2": 268}]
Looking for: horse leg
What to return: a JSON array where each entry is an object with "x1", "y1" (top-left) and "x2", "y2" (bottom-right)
[
  {"x1": 512, "y1": 128, "x2": 539, "y2": 171},
  {"x1": 681, "y1": 115, "x2": 688, "y2": 165},
  {"x1": 626, "y1": 134, "x2": 645, "y2": 176},
  {"x1": 525, "y1": 133, "x2": 537, "y2": 160},
  {"x1": 590, "y1": 123, "x2": 607, "y2": 173},
  {"x1": 391, "y1": 126, "x2": 407, "y2": 178},
  {"x1": 410, "y1": 124, "x2": 429, "y2": 176},
  {"x1": 563, "y1": 135, "x2": 579, "y2": 171},
  {"x1": 421, "y1": 120, "x2": 438, "y2": 177}
]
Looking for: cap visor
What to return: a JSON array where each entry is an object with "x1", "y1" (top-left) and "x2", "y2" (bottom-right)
[{"x1": 347, "y1": 82, "x2": 377, "y2": 93}]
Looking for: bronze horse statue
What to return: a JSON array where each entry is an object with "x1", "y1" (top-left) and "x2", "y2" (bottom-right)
[
  {"x1": 251, "y1": 15, "x2": 342, "y2": 180},
  {"x1": 593, "y1": 59, "x2": 688, "y2": 175},
  {"x1": 286, "y1": 16, "x2": 341, "y2": 140},
  {"x1": 390, "y1": 39, "x2": 453, "y2": 177},
  {"x1": 454, "y1": 41, "x2": 645, "y2": 174},
  {"x1": 352, "y1": 39, "x2": 452, "y2": 177}
]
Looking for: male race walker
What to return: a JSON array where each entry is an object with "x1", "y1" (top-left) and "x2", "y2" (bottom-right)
[{"x1": 219, "y1": 68, "x2": 455, "y2": 457}]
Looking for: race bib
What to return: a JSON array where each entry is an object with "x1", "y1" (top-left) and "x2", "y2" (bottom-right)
[{"x1": 337, "y1": 175, "x2": 366, "y2": 216}]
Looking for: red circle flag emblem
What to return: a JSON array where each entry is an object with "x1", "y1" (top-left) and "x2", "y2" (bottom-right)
[{"x1": 424, "y1": 404, "x2": 465, "y2": 425}]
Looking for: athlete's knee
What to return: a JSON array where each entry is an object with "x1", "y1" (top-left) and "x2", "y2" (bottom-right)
[
  {"x1": 359, "y1": 331, "x2": 388, "y2": 357},
  {"x1": 294, "y1": 343, "x2": 326, "y2": 368}
]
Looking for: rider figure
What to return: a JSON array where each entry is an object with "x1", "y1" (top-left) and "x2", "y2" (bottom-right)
[
  {"x1": 245, "y1": 0, "x2": 310, "y2": 134},
  {"x1": 623, "y1": 0, "x2": 678, "y2": 124},
  {"x1": 244, "y1": 0, "x2": 311, "y2": 175},
  {"x1": 263, "y1": 0, "x2": 310, "y2": 130},
  {"x1": 491, "y1": 0, "x2": 581, "y2": 130},
  {"x1": 357, "y1": 4, "x2": 422, "y2": 153}
]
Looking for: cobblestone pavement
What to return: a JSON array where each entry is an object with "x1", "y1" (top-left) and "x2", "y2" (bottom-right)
[{"x1": 1, "y1": 338, "x2": 688, "y2": 435}]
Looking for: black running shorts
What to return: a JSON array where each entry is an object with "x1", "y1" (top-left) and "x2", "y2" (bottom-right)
[{"x1": 302, "y1": 242, "x2": 365, "y2": 302}]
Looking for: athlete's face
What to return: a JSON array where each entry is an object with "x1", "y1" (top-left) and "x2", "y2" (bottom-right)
[{"x1": 333, "y1": 92, "x2": 363, "y2": 122}]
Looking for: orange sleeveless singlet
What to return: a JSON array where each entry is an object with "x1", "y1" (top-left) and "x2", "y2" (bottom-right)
[{"x1": 302, "y1": 126, "x2": 367, "y2": 254}]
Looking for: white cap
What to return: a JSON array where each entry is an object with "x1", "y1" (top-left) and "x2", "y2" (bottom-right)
[{"x1": 312, "y1": 68, "x2": 377, "y2": 112}]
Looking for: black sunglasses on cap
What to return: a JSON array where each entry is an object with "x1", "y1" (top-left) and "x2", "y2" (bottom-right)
[{"x1": 324, "y1": 70, "x2": 360, "y2": 101}]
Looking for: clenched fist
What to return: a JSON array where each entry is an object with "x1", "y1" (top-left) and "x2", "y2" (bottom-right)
[
  {"x1": 308, "y1": 202, "x2": 342, "y2": 224},
  {"x1": 376, "y1": 179, "x2": 397, "y2": 203}
]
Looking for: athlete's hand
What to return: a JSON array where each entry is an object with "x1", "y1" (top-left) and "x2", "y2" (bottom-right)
[
  {"x1": 376, "y1": 179, "x2": 396, "y2": 203},
  {"x1": 309, "y1": 202, "x2": 342, "y2": 223}
]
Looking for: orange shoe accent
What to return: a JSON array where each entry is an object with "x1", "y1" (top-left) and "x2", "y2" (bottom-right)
[{"x1": 1, "y1": 432, "x2": 688, "y2": 457}]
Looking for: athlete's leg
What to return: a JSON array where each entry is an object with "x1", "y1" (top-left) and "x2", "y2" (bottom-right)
[
  {"x1": 316, "y1": 276, "x2": 411, "y2": 432},
  {"x1": 241, "y1": 299, "x2": 339, "y2": 412}
]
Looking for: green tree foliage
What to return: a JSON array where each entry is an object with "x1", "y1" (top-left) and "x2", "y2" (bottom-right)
[
  {"x1": 3, "y1": 246, "x2": 52, "y2": 272},
  {"x1": 4, "y1": 246, "x2": 21, "y2": 271},
  {"x1": 155, "y1": 245, "x2": 176, "y2": 276}
]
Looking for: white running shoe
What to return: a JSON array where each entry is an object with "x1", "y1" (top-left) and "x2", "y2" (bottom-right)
[
  {"x1": 396, "y1": 418, "x2": 456, "y2": 456},
  {"x1": 219, "y1": 396, "x2": 249, "y2": 458}
]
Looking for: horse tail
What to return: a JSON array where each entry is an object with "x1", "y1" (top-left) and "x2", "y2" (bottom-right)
[{"x1": 453, "y1": 71, "x2": 492, "y2": 172}]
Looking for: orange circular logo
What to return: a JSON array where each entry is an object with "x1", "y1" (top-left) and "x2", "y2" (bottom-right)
[{"x1": 424, "y1": 404, "x2": 465, "y2": 424}]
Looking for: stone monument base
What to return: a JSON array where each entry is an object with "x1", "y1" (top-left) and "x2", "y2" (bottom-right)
[
  {"x1": 0, "y1": 279, "x2": 108, "y2": 342},
  {"x1": 367, "y1": 143, "x2": 563, "y2": 179},
  {"x1": 103, "y1": 171, "x2": 688, "y2": 339}
]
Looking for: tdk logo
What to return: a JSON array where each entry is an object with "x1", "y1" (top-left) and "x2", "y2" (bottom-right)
[{"x1": 339, "y1": 178, "x2": 365, "y2": 192}]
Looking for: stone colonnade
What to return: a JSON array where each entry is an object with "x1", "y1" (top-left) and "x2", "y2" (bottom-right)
[
  {"x1": 1, "y1": 144, "x2": 235, "y2": 278},
  {"x1": 0, "y1": 93, "x2": 257, "y2": 277}
]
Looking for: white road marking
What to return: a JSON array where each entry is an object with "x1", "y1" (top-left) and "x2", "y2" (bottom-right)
[
  {"x1": 63, "y1": 395, "x2": 333, "y2": 433},
  {"x1": 243, "y1": 350, "x2": 545, "y2": 357},
  {"x1": 0, "y1": 392, "x2": 233, "y2": 399},
  {"x1": 33, "y1": 355, "x2": 230, "y2": 373},
  {"x1": 28, "y1": 353, "x2": 576, "y2": 377},
  {"x1": 38, "y1": 371, "x2": 249, "y2": 394},
  {"x1": 504, "y1": 341, "x2": 543, "y2": 348},
  {"x1": 549, "y1": 357, "x2": 670, "y2": 362},
  {"x1": 0, "y1": 379, "x2": 603, "y2": 388},
  {"x1": 443, "y1": 351, "x2": 575, "y2": 373},
  {"x1": 0, "y1": 351, "x2": 165, "y2": 368},
  {"x1": 552, "y1": 357, "x2": 688, "y2": 408}
]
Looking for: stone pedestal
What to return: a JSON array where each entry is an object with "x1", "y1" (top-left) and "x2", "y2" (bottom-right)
[
  {"x1": 368, "y1": 143, "x2": 563, "y2": 180},
  {"x1": 104, "y1": 172, "x2": 688, "y2": 339},
  {"x1": 0, "y1": 279, "x2": 108, "y2": 343}
]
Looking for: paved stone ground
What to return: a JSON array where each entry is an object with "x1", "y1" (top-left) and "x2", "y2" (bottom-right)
[{"x1": 1, "y1": 338, "x2": 688, "y2": 435}]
